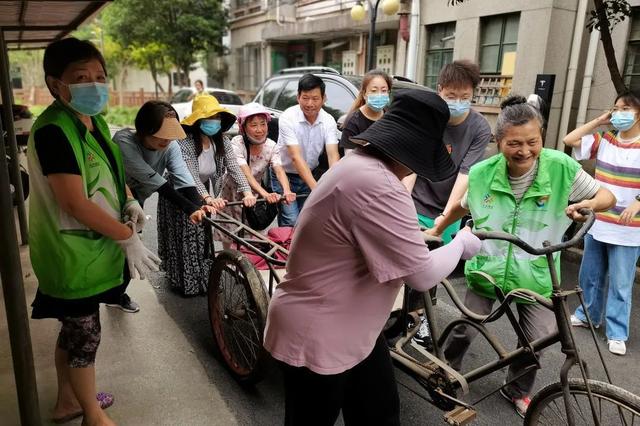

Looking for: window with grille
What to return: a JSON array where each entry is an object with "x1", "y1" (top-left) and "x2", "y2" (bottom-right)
[
  {"x1": 479, "y1": 13, "x2": 519, "y2": 75},
  {"x1": 424, "y1": 22, "x2": 455, "y2": 90},
  {"x1": 624, "y1": 8, "x2": 640, "y2": 92}
]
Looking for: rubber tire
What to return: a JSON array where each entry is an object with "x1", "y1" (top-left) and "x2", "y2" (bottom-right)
[
  {"x1": 525, "y1": 378, "x2": 640, "y2": 425},
  {"x1": 208, "y1": 249, "x2": 271, "y2": 385}
]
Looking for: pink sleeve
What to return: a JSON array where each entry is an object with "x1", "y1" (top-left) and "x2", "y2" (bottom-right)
[
  {"x1": 402, "y1": 232, "x2": 480, "y2": 291},
  {"x1": 351, "y1": 189, "x2": 432, "y2": 283}
]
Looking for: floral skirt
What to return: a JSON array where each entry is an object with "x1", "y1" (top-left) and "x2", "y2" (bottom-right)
[{"x1": 157, "y1": 195, "x2": 212, "y2": 296}]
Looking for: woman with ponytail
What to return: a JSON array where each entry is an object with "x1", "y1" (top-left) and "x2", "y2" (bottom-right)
[{"x1": 339, "y1": 69, "x2": 392, "y2": 151}]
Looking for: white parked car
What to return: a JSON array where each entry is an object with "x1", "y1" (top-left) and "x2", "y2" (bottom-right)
[{"x1": 170, "y1": 87, "x2": 244, "y2": 136}]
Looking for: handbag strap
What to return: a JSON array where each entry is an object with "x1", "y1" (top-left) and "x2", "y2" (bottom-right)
[{"x1": 243, "y1": 135, "x2": 252, "y2": 167}]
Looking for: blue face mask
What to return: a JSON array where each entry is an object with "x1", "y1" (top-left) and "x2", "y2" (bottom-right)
[
  {"x1": 611, "y1": 111, "x2": 637, "y2": 131},
  {"x1": 446, "y1": 99, "x2": 471, "y2": 118},
  {"x1": 65, "y1": 82, "x2": 110, "y2": 116},
  {"x1": 200, "y1": 119, "x2": 222, "y2": 136},
  {"x1": 366, "y1": 93, "x2": 389, "y2": 112}
]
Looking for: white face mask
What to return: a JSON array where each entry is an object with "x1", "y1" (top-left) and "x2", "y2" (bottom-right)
[{"x1": 246, "y1": 134, "x2": 266, "y2": 145}]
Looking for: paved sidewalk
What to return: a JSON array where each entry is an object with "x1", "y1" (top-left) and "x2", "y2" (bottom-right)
[{"x1": 0, "y1": 245, "x2": 238, "y2": 426}]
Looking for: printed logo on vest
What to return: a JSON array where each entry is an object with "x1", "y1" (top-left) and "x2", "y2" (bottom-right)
[
  {"x1": 87, "y1": 152, "x2": 100, "y2": 168},
  {"x1": 535, "y1": 195, "x2": 549, "y2": 208},
  {"x1": 482, "y1": 193, "x2": 495, "y2": 209}
]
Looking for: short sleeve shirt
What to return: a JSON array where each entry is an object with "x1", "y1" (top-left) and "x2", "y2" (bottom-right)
[
  {"x1": 264, "y1": 150, "x2": 432, "y2": 374},
  {"x1": 574, "y1": 131, "x2": 640, "y2": 246},
  {"x1": 339, "y1": 109, "x2": 375, "y2": 150},
  {"x1": 276, "y1": 105, "x2": 338, "y2": 174},
  {"x1": 412, "y1": 109, "x2": 492, "y2": 218},
  {"x1": 34, "y1": 123, "x2": 118, "y2": 177}
]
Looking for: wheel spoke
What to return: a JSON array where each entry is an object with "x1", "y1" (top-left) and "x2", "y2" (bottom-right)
[{"x1": 572, "y1": 393, "x2": 588, "y2": 423}]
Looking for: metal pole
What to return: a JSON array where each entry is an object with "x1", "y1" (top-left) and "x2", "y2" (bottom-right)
[
  {"x1": 366, "y1": 0, "x2": 380, "y2": 71},
  {"x1": 0, "y1": 95, "x2": 42, "y2": 426},
  {"x1": 0, "y1": 29, "x2": 28, "y2": 244}
]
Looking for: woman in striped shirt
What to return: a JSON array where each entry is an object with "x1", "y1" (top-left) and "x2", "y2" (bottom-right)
[{"x1": 564, "y1": 90, "x2": 640, "y2": 356}]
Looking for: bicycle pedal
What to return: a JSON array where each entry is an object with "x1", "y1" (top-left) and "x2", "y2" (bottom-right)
[{"x1": 444, "y1": 406, "x2": 476, "y2": 426}]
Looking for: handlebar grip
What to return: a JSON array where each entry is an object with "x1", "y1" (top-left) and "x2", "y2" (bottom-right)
[{"x1": 423, "y1": 234, "x2": 444, "y2": 245}]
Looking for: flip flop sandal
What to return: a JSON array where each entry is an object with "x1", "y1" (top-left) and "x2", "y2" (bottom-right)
[{"x1": 51, "y1": 392, "x2": 114, "y2": 424}]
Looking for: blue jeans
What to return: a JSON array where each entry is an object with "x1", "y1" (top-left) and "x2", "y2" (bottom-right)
[
  {"x1": 574, "y1": 233, "x2": 640, "y2": 341},
  {"x1": 271, "y1": 171, "x2": 310, "y2": 227}
]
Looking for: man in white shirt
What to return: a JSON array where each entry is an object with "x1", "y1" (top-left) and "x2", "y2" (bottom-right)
[{"x1": 272, "y1": 73, "x2": 340, "y2": 226}]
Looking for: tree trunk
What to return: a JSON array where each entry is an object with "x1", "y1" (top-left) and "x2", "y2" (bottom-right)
[
  {"x1": 593, "y1": 0, "x2": 627, "y2": 94},
  {"x1": 118, "y1": 67, "x2": 128, "y2": 107},
  {"x1": 182, "y1": 65, "x2": 190, "y2": 87}
]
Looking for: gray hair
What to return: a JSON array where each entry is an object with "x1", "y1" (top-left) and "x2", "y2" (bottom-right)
[{"x1": 495, "y1": 95, "x2": 545, "y2": 142}]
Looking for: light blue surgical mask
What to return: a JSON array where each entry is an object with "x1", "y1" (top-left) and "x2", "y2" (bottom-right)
[
  {"x1": 611, "y1": 111, "x2": 637, "y2": 131},
  {"x1": 446, "y1": 99, "x2": 471, "y2": 118},
  {"x1": 366, "y1": 93, "x2": 389, "y2": 112},
  {"x1": 200, "y1": 119, "x2": 222, "y2": 136},
  {"x1": 65, "y1": 82, "x2": 110, "y2": 116}
]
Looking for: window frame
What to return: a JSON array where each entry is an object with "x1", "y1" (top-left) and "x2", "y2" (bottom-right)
[
  {"x1": 479, "y1": 13, "x2": 519, "y2": 75},
  {"x1": 423, "y1": 21, "x2": 456, "y2": 89},
  {"x1": 624, "y1": 8, "x2": 640, "y2": 91}
]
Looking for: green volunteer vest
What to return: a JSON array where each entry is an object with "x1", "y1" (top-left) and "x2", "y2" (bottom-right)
[
  {"x1": 27, "y1": 101, "x2": 127, "y2": 299},
  {"x1": 465, "y1": 149, "x2": 580, "y2": 300}
]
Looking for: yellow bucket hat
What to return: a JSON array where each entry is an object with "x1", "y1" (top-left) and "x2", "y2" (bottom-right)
[{"x1": 181, "y1": 94, "x2": 237, "y2": 132}]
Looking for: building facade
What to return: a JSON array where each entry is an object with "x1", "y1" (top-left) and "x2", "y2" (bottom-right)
[{"x1": 228, "y1": 0, "x2": 640, "y2": 147}]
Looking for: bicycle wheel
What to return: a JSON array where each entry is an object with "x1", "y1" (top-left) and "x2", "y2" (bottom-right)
[
  {"x1": 208, "y1": 249, "x2": 270, "y2": 385},
  {"x1": 525, "y1": 378, "x2": 640, "y2": 425}
]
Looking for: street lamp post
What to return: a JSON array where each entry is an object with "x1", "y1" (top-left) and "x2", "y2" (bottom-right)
[{"x1": 351, "y1": 0, "x2": 400, "y2": 71}]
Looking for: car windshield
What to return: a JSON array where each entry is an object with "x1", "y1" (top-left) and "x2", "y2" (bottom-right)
[{"x1": 210, "y1": 91, "x2": 243, "y2": 105}]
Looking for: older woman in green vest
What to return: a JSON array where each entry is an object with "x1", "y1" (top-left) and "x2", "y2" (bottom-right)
[
  {"x1": 429, "y1": 95, "x2": 615, "y2": 418},
  {"x1": 27, "y1": 38, "x2": 163, "y2": 426}
]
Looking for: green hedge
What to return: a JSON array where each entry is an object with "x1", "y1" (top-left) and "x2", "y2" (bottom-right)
[{"x1": 102, "y1": 106, "x2": 138, "y2": 127}]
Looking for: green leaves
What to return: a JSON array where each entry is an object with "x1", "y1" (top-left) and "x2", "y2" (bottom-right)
[{"x1": 100, "y1": 0, "x2": 228, "y2": 86}]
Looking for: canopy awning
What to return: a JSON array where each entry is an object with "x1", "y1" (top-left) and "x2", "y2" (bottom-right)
[{"x1": 0, "y1": 1, "x2": 110, "y2": 49}]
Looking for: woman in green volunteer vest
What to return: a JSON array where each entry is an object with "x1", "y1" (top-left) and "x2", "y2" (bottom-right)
[
  {"x1": 28, "y1": 38, "x2": 161, "y2": 425},
  {"x1": 429, "y1": 95, "x2": 615, "y2": 418}
]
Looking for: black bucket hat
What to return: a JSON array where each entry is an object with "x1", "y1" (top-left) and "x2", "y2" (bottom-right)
[{"x1": 351, "y1": 89, "x2": 456, "y2": 182}]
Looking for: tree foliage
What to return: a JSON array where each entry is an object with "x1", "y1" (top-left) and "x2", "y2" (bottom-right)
[
  {"x1": 102, "y1": 0, "x2": 227, "y2": 88},
  {"x1": 448, "y1": 0, "x2": 631, "y2": 94}
]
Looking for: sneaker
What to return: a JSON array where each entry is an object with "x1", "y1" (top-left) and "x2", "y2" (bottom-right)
[
  {"x1": 499, "y1": 387, "x2": 531, "y2": 419},
  {"x1": 106, "y1": 294, "x2": 140, "y2": 313},
  {"x1": 411, "y1": 316, "x2": 434, "y2": 352},
  {"x1": 570, "y1": 314, "x2": 601, "y2": 329},
  {"x1": 608, "y1": 340, "x2": 626, "y2": 356}
]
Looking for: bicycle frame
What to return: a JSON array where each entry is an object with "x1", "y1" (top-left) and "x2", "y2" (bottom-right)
[
  {"x1": 391, "y1": 210, "x2": 614, "y2": 425},
  {"x1": 203, "y1": 209, "x2": 288, "y2": 297}
]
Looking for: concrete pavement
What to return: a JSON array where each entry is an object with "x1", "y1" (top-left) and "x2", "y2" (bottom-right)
[
  {"x1": 0, "y1": 241, "x2": 238, "y2": 425},
  {"x1": 3, "y1": 193, "x2": 640, "y2": 425}
]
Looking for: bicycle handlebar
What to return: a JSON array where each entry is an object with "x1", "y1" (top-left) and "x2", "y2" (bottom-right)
[
  {"x1": 470, "y1": 208, "x2": 595, "y2": 255},
  {"x1": 224, "y1": 193, "x2": 309, "y2": 207}
]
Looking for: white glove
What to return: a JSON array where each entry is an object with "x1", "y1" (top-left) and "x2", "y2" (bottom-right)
[
  {"x1": 123, "y1": 199, "x2": 146, "y2": 232},
  {"x1": 116, "y1": 222, "x2": 161, "y2": 280}
]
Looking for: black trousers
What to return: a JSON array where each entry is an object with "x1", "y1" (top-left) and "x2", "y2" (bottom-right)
[{"x1": 278, "y1": 335, "x2": 400, "y2": 426}]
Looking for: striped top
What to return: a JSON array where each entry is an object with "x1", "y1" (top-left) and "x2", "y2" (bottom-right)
[
  {"x1": 574, "y1": 131, "x2": 640, "y2": 246},
  {"x1": 461, "y1": 160, "x2": 599, "y2": 208}
]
